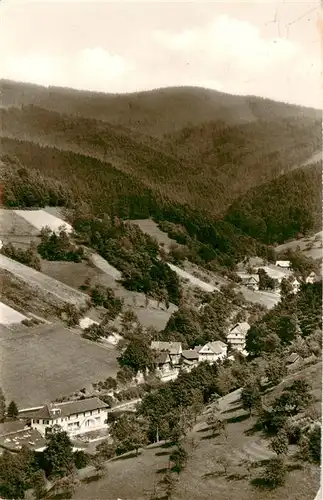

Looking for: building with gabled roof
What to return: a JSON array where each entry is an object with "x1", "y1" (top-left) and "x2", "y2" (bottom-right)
[
  {"x1": 30, "y1": 397, "x2": 109, "y2": 437},
  {"x1": 226, "y1": 322, "x2": 250, "y2": 352},
  {"x1": 150, "y1": 341, "x2": 182, "y2": 364},
  {"x1": 181, "y1": 349, "x2": 199, "y2": 372},
  {"x1": 195, "y1": 341, "x2": 227, "y2": 364}
]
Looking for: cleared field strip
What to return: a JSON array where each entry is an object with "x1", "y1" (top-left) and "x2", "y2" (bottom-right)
[
  {"x1": 167, "y1": 263, "x2": 219, "y2": 292},
  {"x1": 90, "y1": 253, "x2": 122, "y2": 280},
  {"x1": 0, "y1": 209, "x2": 40, "y2": 236},
  {"x1": 0, "y1": 323, "x2": 118, "y2": 408},
  {"x1": 13, "y1": 209, "x2": 73, "y2": 234},
  {"x1": 0, "y1": 301, "x2": 27, "y2": 325},
  {"x1": 131, "y1": 218, "x2": 177, "y2": 249},
  {"x1": 0, "y1": 254, "x2": 89, "y2": 308}
]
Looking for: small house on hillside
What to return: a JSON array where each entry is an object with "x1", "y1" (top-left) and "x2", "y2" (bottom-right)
[
  {"x1": 195, "y1": 341, "x2": 227, "y2": 364},
  {"x1": 181, "y1": 349, "x2": 199, "y2": 372},
  {"x1": 150, "y1": 341, "x2": 182, "y2": 365},
  {"x1": 226, "y1": 322, "x2": 250, "y2": 352},
  {"x1": 306, "y1": 271, "x2": 320, "y2": 284},
  {"x1": 154, "y1": 351, "x2": 172, "y2": 376},
  {"x1": 238, "y1": 274, "x2": 259, "y2": 291},
  {"x1": 275, "y1": 260, "x2": 291, "y2": 269},
  {"x1": 31, "y1": 397, "x2": 109, "y2": 437}
]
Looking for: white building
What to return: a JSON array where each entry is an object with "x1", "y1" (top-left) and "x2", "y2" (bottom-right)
[
  {"x1": 195, "y1": 341, "x2": 227, "y2": 363},
  {"x1": 226, "y1": 322, "x2": 250, "y2": 352},
  {"x1": 275, "y1": 260, "x2": 291, "y2": 269},
  {"x1": 31, "y1": 397, "x2": 109, "y2": 437}
]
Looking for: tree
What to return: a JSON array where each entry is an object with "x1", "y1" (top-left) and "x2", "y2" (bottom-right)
[
  {"x1": 50, "y1": 474, "x2": 79, "y2": 499},
  {"x1": 190, "y1": 388, "x2": 204, "y2": 423},
  {"x1": 240, "y1": 379, "x2": 262, "y2": 416},
  {"x1": 96, "y1": 441, "x2": 116, "y2": 460},
  {"x1": 82, "y1": 323, "x2": 105, "y2": 342},
  {"x1": 43, "y1": 425, "x2": 74, "y2": 478},
  {"x1": 261, "y1": 457, "x2": 286, "y2": 488},
  {"x1": 308, "y1": 425, "x2": 321, "y2": 463},
  {"x1": 0, "y1": 387, "x2": 6, "y2": 422},
  {"x1": 158, "y1": 470, "x2": 177, "y2": 500},
  {"x1": 280, "y1": 278, "x2": 294, "y2": 300},
  {"x1": 274, "y1": 378, "x2": 312, "y2": 416},
  {"x1": 60, "y1": 303, "x2": 81, "y2": 327},
  {"x1": 118, "y1": 339, "x2": 154, "y2": 374},
  {"x1": 265, "y1": 357, "x2": 287, "y2": 386},
  {"x1": 7, "y1": 400, "x2": 19, "y2": 419},
  {"x1": 73, "y1": 450, "x2": 89, "y2": 469},
  {"x1": 91, "y1": 454, "x2": 106, "y2": 477},
  {"x1": 31, "y1": 470, "x2": 47, "y2": 500},
  {"x1": 111, "y1": 414, "x2": 148, "y2": 456},
  {"x1": 207, "y1": 409, "x2": 226, "y2": 437},
  {"x1": 0, "y1": 450, "x2": 26, "y2": 499},
  {"x1": 169, "y1": 445, "x2": 188, "y2": 474},
  {"x1": 217, "y1": 454, "x2": 232, "y2": 475},
  {"x1": 270, "y1": 429, "x2": 289, "y2": 456},
  {"x1": 258, "y1": 269, "x2": 276, "y2": 291}
]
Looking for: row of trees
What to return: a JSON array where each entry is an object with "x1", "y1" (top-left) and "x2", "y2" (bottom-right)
[{"x1": 0, "y1": 242, "x2": 41, "y2": 271}]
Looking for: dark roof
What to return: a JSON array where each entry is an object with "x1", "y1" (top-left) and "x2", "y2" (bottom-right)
[
  {"x1": 0, "y1": 421, "x2": 26, "y2": 437},
  {"x1": 182, "y1": 349, "x2": 199, "y2": 360},
  {"x1": 33, "y1": 397, "x2": 109, "y2": 420},
  {"x1": 151, "y1": 341, "x2": 182, "y2": 355},
  {"x1": 0, "y1": 428, "x2": 46, "y2": 451},
  {"x1": 154, "y1": 351, "x2": 170, "y2": 364}
]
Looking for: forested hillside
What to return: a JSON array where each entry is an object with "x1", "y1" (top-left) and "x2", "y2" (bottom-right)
[
  {"x1": 225, "y1": 163, "x2": 322, "y2": 245},
  {"x1": 1, "y1": 81, "x2": 321, "y2": 269}
]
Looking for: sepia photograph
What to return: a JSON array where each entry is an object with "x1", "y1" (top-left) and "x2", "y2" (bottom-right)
[{"x1": 0, "y1": 0, "x2": 322, "y2": 499}]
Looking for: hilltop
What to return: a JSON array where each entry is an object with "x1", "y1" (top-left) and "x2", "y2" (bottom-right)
[{"x1": 1, "y1": 80, "x2": 320, "y2": 136}]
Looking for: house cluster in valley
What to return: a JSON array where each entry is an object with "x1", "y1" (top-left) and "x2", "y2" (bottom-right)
[{"x1": 150, "y1": 321, "x2": 250, "y2": 382}]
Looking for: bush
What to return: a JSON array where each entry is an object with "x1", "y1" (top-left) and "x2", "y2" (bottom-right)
[
  {"x1": 261, "y1": 457, "x2": 286, "y2": 488},
  {"x1": 73, "y1": 450, "x2": 89, "y2": 469}
]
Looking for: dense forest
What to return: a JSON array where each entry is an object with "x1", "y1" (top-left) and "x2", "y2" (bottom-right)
[
  {"x1": 225, "y1": 163, "x2": 322, "y2": 244},
  {"x1": 0, "y1": 83, "x2": 321, "y2": 271}
]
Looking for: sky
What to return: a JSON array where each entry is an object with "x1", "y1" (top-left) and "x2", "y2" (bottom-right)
[{"x1": 0, "y1": 0, "x2": 322, "y2": 107}]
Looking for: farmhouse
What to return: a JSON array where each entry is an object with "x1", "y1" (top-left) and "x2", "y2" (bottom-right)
[
  {"x1": 226, "y1": 322, "x2": 250, "y2": 352},
  {"x1": 150, "y1": 341, "x2": 182, "y2": 365},
  {"x1": 154, "y1": 351, "x2": 172, "y2": 375},
  {"x1": 238, "y1": 274, "x2": 259, "y2": 291},
  {"x1": 195, "y1": 341, "x2": 227, "y2": 363},
  {"x1": 31, "y1": 397, "x2": 109, "y2": 437},
  {"x1": 181, "y1": 349, "x2": 199, "y2": 371}
]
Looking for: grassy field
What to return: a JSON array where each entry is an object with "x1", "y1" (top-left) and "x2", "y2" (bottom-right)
[
  {"x1": 0, "y1": 254, "x2": 89, "y2": 308},
  {"x1": 131, "y1": 219, "x2": 177, "y2": 250},
  {"x1": 1, "y1": 269, "x2": 62, "y2": 319},
  {"x1": 0, "y1": 322, "x2": 118, "y2": 408},
  {"x1": 74, "y1": 363, "x2": 321, "y2": 500},
  {"x1": 40, "y1": 258, "x2": 177, "y2": 330},
  {"x1": 0, "y1": 209, "x2": 40, "y2": 237}
]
